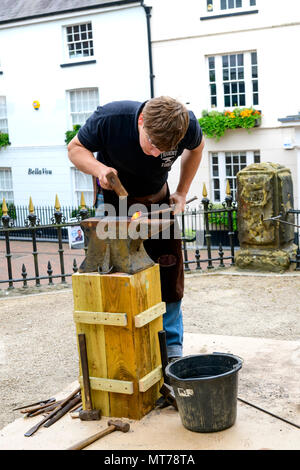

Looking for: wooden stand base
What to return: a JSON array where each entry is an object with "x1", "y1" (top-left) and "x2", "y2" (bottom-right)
[{"x1": 72, "y1": 264, "x2": 165, "y2": 420}]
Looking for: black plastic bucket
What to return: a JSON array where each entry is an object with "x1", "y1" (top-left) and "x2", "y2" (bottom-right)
[{"x1": 165, "y1": 353, "x2": 243, "y2": 433}]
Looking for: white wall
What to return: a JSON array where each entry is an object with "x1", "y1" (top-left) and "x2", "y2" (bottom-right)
[
  {"x1": 0, "y1": 4, "x2": 150, "y2": 206},
  {"x1": 0, "y1": 5, "x2": 149, "y2": 148}
]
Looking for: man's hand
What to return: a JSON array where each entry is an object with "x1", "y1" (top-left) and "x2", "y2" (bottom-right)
[
  {"x1": 97, "y1": 166, "x2": 119, "y2": 190},
  {"x1": 169, "y1": 192, "x2": 187, "y2": 215}
]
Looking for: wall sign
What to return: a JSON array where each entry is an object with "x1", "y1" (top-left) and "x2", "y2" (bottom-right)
[{"x1": 28, "y1": 168, "x2": 52, "y2": 175}]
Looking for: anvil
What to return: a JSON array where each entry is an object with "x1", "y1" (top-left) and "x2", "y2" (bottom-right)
[{"x1": 78, "y1": 216, "x2": 174, "y2": 275}]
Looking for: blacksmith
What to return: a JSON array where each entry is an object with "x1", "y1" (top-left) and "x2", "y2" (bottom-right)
[{"x1": 68, "y1": 96, "x2": 204, "y2": 361}]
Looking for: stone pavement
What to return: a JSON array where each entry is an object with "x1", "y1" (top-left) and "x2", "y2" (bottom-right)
[{"x1": 0, "y1": 332, "x2": 299, "y2": 451}]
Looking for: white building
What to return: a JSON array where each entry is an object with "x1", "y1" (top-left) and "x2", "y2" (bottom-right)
[
  {"x1": 1, "y1": 0, "x2": 300, "y2": 211},
  {"x1": 0, "y1": 0, "x2": 151, "y2": 208}
]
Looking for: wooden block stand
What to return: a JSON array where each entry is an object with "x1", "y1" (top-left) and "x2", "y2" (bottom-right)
[{"x1": 72, "y1": 264, "x2": 165, "y2": 420}]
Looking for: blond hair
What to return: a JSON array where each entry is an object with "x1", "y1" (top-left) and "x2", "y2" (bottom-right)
[{"x1": 142, "y1": 96, "x2": 189, "y2": 151}]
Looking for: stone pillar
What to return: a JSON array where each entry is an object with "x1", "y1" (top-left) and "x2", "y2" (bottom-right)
[{"x1": 235, "y1": 162, "x2": 296, "y2": 272}]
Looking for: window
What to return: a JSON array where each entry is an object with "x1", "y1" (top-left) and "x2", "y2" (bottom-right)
[
  {"x1": 208, "y1": 57, "x2": 217, "y2": 107},
  {"x1": 251, "y1": 52, "x2": 259, "y2": 105},
  {"x1": 66, "y1": 22, "x2": 94, "y2": 59},
  {"x1": 0, "y1": 96, "x2": 8, "y2": 134},
  {"x1": 210, "y1": 151, "x2": 260, "y2": 201},
  {"x1": 0, "y1": 168, "x2": 14, "y2": 204},
  {"x1": 205, "y1": 0, "x2": 256, "y2": 14},
  {"x1": 73, "y1": 168, "x2": 94, "y2": 207},
  {"x1": 68, "y1": 88, "x2": 99, "y2": 127},
  {"x1": 221, "y1": 0, "x2": 242, "y2": 10},
  {"x1": 208, "y1": 51, "x2": 259, "y2": 109}
]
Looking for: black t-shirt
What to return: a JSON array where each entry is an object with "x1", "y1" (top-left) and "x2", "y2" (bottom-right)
[{"x1": 77, "y1": 100, "x2": 202, "y2": 196}]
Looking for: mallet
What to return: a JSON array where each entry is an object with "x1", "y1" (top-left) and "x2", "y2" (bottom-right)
[
  {"x1": 67, "y1": 419, "x2": 130, "y2": 450},
  {"x1": 78, "y1": 333, "x2": 101, "y2": 421}
]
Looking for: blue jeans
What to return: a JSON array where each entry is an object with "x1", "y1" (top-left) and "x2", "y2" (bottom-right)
[{"x1": 163, "y1": 300, "x2": 183, "y2": 358}]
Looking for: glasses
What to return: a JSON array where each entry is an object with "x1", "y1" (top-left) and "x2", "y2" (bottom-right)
[{"x1": 143, "y1": 127, "x2": 160, "y2": 151}]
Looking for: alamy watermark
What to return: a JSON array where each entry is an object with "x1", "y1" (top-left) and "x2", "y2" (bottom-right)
[{"x1": 94, "y1": 201, "x2": 182, "y2": 240}]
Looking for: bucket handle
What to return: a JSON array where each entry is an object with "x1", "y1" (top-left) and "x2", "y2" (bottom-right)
[{"x1": 213, "y1": 352, "x2": 244, "y2": 368}]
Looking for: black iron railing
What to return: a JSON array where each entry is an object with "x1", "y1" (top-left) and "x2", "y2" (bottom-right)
[{"x1": 0, "y1": 195, "x2": 239, "y2": 290}]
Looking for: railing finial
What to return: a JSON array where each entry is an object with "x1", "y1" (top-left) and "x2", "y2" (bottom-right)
[
  {"x1": 2, "y1": 197, "x2": 8, "y2": 216},
  {"x1": 55, "y1": 194, "x2": 61, "y2": 211},
  {"x1": 202, "y1": 183, "x2": 208, "y2": 198},
  {"x1": 226, "y1": 180, "x2": 231, "y2": 196},
  {"x1": 29, "y1": 196, "x2": 34, "y2": 214},
  {"x1": 80, "y1": 192, "x2": 86, "y2": 209}
]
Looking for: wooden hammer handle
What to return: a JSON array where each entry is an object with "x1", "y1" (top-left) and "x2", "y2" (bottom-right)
[
  {"x1": 106, "y1": 171, "x2": 128, "y2": 198},
  {"x1": 67, "y1": 425, "x2": 116, "y2": 450}
]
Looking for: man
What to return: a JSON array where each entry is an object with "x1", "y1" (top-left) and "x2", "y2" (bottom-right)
[{"x1": 68, "y1": 96, "x2": 204, "y2": 361}]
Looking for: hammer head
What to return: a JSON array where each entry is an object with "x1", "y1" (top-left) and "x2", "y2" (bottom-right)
[
  {"x1": 107, "y1": 419, "x2": 130, "y2": 432},
  {"x1": 79, "y1": 409, "x2": 101, "y2": 421}
]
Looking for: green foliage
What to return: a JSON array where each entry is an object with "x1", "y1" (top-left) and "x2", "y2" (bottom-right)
[
  {"x1": 0, "y1": 202, "x2": 16, "y2": 219},
  {"x1": 71, "y1": 206, "x2": 95, "y2": 218},
  {"x1": 0, "y1": 132, "x2": 11, "y2": 149},
  {"x1": 199, "y1": 108, "x2": 262, "y2": 141},
  {"x1": 65, "y1": 125, "x2": 81, "y2": 145},
  {"x1": 208, "y1": 204, "x2": 237, "y2": 231}
]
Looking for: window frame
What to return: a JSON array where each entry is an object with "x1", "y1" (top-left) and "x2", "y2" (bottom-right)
[
  {"x1": 0, "y1": 167, "x2": 14, "y2": 204},
  {"x1": 71, "y1": 167, "x2": 94, "y2": 208},
  {"x1": 0, "y1": 96, "x2": 8, "y2": 134},
  {"x1": 210, "y1": 150, "x2": 260, "y2": 202},
  {"x1": 205, "y1": 0, "x2": 257, "y2": 14},
  {"x1": 207, "y1": 51, "x2": 259, "y2": 110},
  {"x1": 67, "y1": 87, "x2": 99, "y2": 129},
  {"x1": 63, "y1": 21, "x2": 95, "y2": 64}
]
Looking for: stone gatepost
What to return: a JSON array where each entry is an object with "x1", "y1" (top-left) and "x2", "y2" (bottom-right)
[{"x1": 235, "y1": 162, "x2": 297, "y2": 272}]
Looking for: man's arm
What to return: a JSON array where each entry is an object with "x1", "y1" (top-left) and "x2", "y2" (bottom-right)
[
  {"x1": 170, "y1": 138, "x2": 205, "y2": 213},
  {"x1": 67, "y1": 135, "x2": 117, "y2": 190}
]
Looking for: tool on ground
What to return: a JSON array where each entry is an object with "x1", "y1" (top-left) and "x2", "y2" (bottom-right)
[
  {"x1": 132, "y1": 196, "x2": 198, "y2": 220},
  {"x1": 106, "y1": 171, "x2": 128, "y2": 199},
  {"x1": 77, "y1": 333, "x2": 101, "y2": 421},
  {"x1": 158, "y1": 330, "x2": 170, "y2": 385},
  {"x1": 24, "y1": 400, "x2": 64, "y2": 417},
  {"x1": 43, "y1": 394, "x2": 81, "y2": 427},
  {"x1": 67, "y1": 419, "x2": 130, "y2": 451},
  {"x1": 24, "y1": 385, "x2": 81, "y2": 437},
  {"x1": 157, "y1": 330, "x2": 178, "y2": 410},
  {"x1": 13, "y1": 397, "x2": 55, "y2": 411}
]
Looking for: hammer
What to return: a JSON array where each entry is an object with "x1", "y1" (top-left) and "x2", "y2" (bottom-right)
[
  {"x1": 106, "y1": 171, "x2": 128, "y2": 199},
  {"x1": 67, "y1": 419, "x2": 130, "y2": 450},
  {"x1": 78, "y1": 333, "x2": 101, "y2": 421}
]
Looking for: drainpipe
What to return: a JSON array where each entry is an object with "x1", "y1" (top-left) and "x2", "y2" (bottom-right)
[{"x1": 140, "y1": 1, "x2": 155, "y2": 98}]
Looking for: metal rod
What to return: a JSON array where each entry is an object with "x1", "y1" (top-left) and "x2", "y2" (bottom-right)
[
  {"x1": 4, "y1": 230, "x2": 14, "y2": 289},
  {"x1": 57, "y1": 225, "x2": 66, "y2": 284},
  {"x1": 238, "y1": 397, "x2": 300, "y2": 429}
]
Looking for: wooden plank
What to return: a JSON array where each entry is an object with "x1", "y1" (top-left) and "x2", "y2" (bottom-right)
[
  {"x1": 130, "y1": 265, "x2": 163, "y2": 415},
  {"x1": 134, "y1": 302, "x2": 166, "y2": 328},
  {"x1": 74, "y1": 310, "x2": 127, "y2": 326},
  {"x1": 79, "y1": 376, "x2": 134, "y2": 395},
  {"x1": 72, "y1": 273, "x2": 110, "y2": 416},
  {"x1": 138, "y1": 365, "x2": 163, "y2": 392},
  {"x1": 100, "y1": 273, "x2": 139, "y2": 419}
]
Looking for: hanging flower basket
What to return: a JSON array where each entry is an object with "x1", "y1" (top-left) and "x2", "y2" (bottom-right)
[{"x1": 198, "y1": 108, "x2": 262, "y2": 141}]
